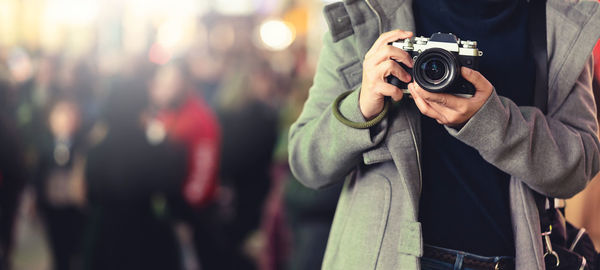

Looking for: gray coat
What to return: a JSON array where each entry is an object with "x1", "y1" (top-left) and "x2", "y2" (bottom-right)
[{"x1": 288, "y1": 0, "x2": 600, "y2": 269}]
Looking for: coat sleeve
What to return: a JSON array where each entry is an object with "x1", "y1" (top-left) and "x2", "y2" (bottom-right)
[
  {"x1": 446, "y1": 55, "x2": 600, "y2": 198},
  {"x1": 288, "y1": 33, "x2": 389, "y2": 190}
]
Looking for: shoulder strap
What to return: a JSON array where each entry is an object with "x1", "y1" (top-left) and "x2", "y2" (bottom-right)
[
  {"x1": 528, "y1": 0, "x2": 555, "y2": 231},
  {"x1": 530, "y1": 0, "x2": 549, "y2": 114}
]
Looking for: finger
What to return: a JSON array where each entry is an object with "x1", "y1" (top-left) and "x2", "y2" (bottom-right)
[
  {"x1": 411, "y1": 82, "x2": 466, "y2": 122},
  {"x1": 461, "y1": 67, "x2": 493, "y2": 94},
  {"x1": 378, "y1": 60, "x2": 411, "y2": 83},
  {"x1": 412, "y1": 83, "x2": 476, "y2": 125},
  {"x1": 369, "y1": 30, "x2": 413, "y2": 55},
  {"x1": 370, "y1": 46, "x2": 414, "y2": 68},
  {"x1": 376, "y1": 81, "x2": 404, "y2": 101},
  {"x1": 410, "y1": 84, "x2": 444, "y2": 120},
  {"x1": 410, "y1": 82, "x2": 464, "y2": 111}
]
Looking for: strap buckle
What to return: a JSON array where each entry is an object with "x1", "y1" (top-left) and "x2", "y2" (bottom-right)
[{"x1": 542, "y1": 225, "x2": 560, "y2": 267}]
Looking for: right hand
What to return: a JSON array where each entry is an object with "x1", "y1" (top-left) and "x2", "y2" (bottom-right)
[{"x1": 360, "y1": 30, "x2": 414, "y2": 120}]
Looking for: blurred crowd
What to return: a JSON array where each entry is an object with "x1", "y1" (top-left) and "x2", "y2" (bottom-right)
[{"x1": 0, "y1": 1, "x2": 343, "y2": 269}]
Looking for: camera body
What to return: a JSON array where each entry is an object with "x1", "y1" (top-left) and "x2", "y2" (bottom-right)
[{"x1": 387, "y1": 33, "x2": 483, "y2": 97}]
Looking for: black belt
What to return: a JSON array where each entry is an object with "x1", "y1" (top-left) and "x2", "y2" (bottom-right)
[{"x1": 423, "y1": 245, "x2": 515, "y2": 270}]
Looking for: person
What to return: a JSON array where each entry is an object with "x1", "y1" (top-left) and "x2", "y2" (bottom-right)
[
  {"x1": 148, "y1": 61, "x2": 223, "y2": 269},
  {"x1": 218, "y1": 59, "x2": 279, "y2": 270},
  {"x1": 0, "y1": 66, "x2": 25, "y2": 270},
  {"x1": 84, "y1": 77, "x2": 186, "y2": 270},
  {"x1": 149, "y1": 61, "x2": 221, "y2": 211},
  {"x1": 288, "y1": 0, "x2": 600, "y2": 269},
  {"x1": 33, "y1": 98, "x2": 87, "y2": 270}
]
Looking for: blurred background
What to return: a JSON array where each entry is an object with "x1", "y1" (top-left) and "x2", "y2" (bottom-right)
[
  {"x1": 0, "y1": 0, "x2": 345, "y2": 269},
  {"x1": 0, "y1": 0, "x2": 599, "y2": 270}
]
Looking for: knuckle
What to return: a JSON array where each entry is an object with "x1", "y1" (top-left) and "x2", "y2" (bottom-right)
[
  {"x1": 439, "y1": 97, "x2": 447, "y2": 105},
  {"x1": 383, "y1": 60, "x2": 395, "y2": 70},
  {"x1": 399, "y1": 50, "x2": 410, "y2": 60},
  {"x1": 381, "y1": 46, "x2": 392, "y2": 56}
]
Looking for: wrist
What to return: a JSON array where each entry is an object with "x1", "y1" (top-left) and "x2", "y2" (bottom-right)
[
  {"x1": 359, "y1": 92, "x2": 384, "y2": 120},
  {"x1": 333, "y1": 90, "x2": 390, "y2": 129}
]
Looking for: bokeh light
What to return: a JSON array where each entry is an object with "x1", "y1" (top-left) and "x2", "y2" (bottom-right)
[{"x1": 259, "y1": 19, "x2": 296, "y2": 51}]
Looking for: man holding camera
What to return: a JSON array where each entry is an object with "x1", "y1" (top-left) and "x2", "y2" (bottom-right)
[{"x1": 289, "y1": 0, "x2": 600, "y2": 269}]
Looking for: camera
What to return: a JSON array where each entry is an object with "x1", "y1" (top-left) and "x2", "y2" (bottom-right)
[{"x1": 386, "y1": 33, "x2": 483, "y2": 97}]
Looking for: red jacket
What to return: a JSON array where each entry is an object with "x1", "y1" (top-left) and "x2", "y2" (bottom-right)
[{"x1": 158, "y1": 94, "x2": 221, "y2": 208}]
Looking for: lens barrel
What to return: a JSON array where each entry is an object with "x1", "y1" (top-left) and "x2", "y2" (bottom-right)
[{"x1": 413, "y1": 48, "x2": 459, "y2": 93}]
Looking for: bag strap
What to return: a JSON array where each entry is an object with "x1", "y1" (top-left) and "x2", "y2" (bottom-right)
[
  {"x1": 530, "y1": 0, "x2": 549, "y2": 114},
  {"x1": 526, "y1": 0, "x2": 554, "y2": 232}
]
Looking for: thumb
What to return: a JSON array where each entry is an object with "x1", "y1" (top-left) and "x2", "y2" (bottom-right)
[{"x1": 461, "y1": 67, "x2": 492, "y2": 93}]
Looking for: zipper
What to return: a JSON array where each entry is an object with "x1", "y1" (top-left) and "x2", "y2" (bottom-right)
[
  {"x1": 365, "y1": 0, "x2": 423, "y2": 199},
  {"x1": 365, "y1": 0, "x2": 383, "y2": 35}
]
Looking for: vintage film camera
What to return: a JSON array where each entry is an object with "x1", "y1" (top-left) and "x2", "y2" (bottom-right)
[{"x1": 387, "y1": 32, "x2": 483, "y2": 97}]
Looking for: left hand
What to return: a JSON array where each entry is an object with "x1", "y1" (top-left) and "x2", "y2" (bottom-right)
[{"x1": 410, "y1": 67, "x2": 494, "y2": 128}]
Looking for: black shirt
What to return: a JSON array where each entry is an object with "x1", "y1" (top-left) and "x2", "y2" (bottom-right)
[{"x1": 414, "y1": 0, "x2": 536, "y2": 256}]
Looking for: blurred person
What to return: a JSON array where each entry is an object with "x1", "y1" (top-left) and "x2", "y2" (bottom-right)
[
  {"x1": 84, "y1": 77, "x2": 186, "y2": 270},
  {"x1": 33, "y1": 98, "x2": 87, "y2": 270},
  {"x1": 148, "y1": 61, "x2": 223, "y2": 269},
  {"x1": 14, "y1": 55, "x2": 60, "y2": 173},
  {"x1": 217, "y1": 59, "x2": 279, "y2": 270},
  {"x1": 149, "y1": 61, "x2": 220, "y2": 210},
  {"x1": 0, "y1": 66, "x2": 26, "y2": 270}
]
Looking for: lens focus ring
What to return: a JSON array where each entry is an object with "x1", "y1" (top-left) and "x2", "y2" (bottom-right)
[{"x1": 413, "y1": 48, "x2": 459, "y2": 93}]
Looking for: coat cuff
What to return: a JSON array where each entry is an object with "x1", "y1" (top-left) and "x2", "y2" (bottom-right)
[
  {"x1": 338, "y1": 88, "x2": 368, "y2": 123},
  {"x1": 336, "y1": 88, "x2": 389, "y2": 144},
  {"x1": 444, "y1": 89, "x2": 506, "y2": 152}
]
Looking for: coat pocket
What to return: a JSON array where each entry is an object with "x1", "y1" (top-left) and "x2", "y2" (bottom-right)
[
  {"x1": 323, "y1": 172, "x2": 392, "y2": 269},
  {"x1": 397, "y1": 220, "x2": 422, "y2": 257},
  {"x1": 363, "y1": 143, "x2": 393, "y2": 165}
]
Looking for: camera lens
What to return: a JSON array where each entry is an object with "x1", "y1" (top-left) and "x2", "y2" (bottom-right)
[
  {"x1": 422, "y1": 59, "x2": 447, "y2": 82},
  {"x1": 413, "y1": 48, "x2": 459, "y2": 93}
]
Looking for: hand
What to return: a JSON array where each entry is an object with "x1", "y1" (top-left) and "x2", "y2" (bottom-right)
[
  {"x1": 410, "y1": 67, "x2": 494, "y2": 128},
  {"x1": 360, "y1": 30, "x2": 414, "y2": 120}
]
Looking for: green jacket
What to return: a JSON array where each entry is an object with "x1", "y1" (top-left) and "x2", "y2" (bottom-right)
[{"x1": 289, "y1": 0, "x2": 600, "y2": 269}]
